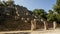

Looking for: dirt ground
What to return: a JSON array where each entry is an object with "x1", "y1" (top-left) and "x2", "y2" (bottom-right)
[
  {"x1": 31, "y1": 28, "x2": 60, "y2": 34},
  {"x1": 0, "y1": 28, "x2": 60, "y2": 34}
]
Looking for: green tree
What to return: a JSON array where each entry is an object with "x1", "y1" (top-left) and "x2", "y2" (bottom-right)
[
  {"x1": 47, "y1": 10, "x2": 56, "y2": 21},
  {"x1": 33, "y1": 9, "x2": 47, "y2": 19},
  {"x1": 53, "y1": 0, "x2": 60, "y2": 14},
  {"x1": 47, "y1": 10, "x2": 57, "y2": 29},
  {"x1": 55, "y1": 14, "x2": 60, "y2": 22},
  {"x1": 53, "y1": 0, "x2": 60, "y2": 22}
]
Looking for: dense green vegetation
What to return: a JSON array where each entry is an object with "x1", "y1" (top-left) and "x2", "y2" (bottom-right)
[
  {"x1": 33, "y1": 9, "x2": 47, "y2": 20},
  {"x1": 33, "y1": 0, "x2": 60, "y2": 23}
]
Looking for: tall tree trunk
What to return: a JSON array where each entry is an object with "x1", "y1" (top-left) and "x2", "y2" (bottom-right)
[
  {"x1": 53, "y1": 21, "x2": 56, "y2": 29},
  {"x1": 44, "y1": 21, "x2": 46, "y2": 30},
  {"x1": 34, "y1": 19, "x2": 36, "y2": 30},
  {"x1": 31, "y1": 20, "x2": 34, "y2": 31},
  {"x1": 31, "y1": 19, "x2": 36, "y2": 31}
]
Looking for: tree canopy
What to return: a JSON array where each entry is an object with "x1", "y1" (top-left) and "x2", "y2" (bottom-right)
[
  {"x1": 47, "y1": 10, "x2": 56, "y2": 22},
  {"x1": 53, "y1": 0, "x2": 60, "y2": 22},
  {"x1": 53, "y1": 0, "x2": 60, "y2": 14},
  {"x1": 33, "y1": 9, "x2": 47, "y2": 19}
]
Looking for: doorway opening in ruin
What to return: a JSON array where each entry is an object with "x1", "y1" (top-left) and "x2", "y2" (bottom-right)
[
  {"x1": 36, "y1": 21, "x2": 44, "y2": 30},
  {"x1": 47, "y1": 22, "x2": 53, "y2": 30}
]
